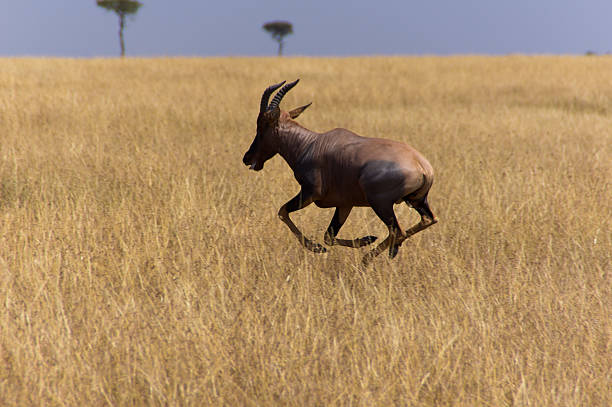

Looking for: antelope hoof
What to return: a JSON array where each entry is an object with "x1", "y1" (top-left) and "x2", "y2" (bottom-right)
[
  {"x1": 323, "y1": 234, "x2": 334, "y2": 246},
  {"x1": 356, "y1": 235, "x2": 378, "y2": 247},
  {"x1": 306, "y1": 241, "x2": 327, "y2": 253},
  {"x1": 389, "y1": 244, "x2": 400, "y2": 259},
  {"x1": 424, "y1": 216, "x2": 438, "y2": 226}
]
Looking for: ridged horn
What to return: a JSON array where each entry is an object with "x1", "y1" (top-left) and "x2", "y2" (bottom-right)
[
  {"x1": 268, "y1": 79, "x2": 300, "y2": 111},
  {"x1": 260, "y1": 81, "x2": 286, "y2": 113}
]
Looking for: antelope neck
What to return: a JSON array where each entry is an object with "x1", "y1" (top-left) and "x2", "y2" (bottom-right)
[{"x1": 275, "y1": 121, "x2": 318, "y2": 170}]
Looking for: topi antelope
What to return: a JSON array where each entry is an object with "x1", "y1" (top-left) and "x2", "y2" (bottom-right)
[{"x1": 243, "y1": 80, "x2": 437, "y2": 266}]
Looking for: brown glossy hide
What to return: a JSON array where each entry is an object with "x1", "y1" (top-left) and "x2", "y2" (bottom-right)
[{"x1": 299, "y1": 128, "x2": 432, "y2": 208}]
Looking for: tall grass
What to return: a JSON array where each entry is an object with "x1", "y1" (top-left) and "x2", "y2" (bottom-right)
[{"x1": 0, "y1": 56, "x2": 609, "y2": 406}]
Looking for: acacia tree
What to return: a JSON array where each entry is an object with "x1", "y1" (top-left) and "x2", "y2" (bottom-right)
[
  {"x1": 97, "y1": 0, "x2": 143, "y2": 57},
  {"x1": 262, "y1": 21, "x2": 293, "y2": 56}
]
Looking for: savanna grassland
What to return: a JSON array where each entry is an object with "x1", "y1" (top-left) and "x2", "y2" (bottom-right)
[{"x1": 0, "y1": 56, "x2": 609, "y2": 406}]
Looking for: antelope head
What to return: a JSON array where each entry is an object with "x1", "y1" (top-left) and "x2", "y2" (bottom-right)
[{"x1": 242, "y1": 79, "x2": 311, "y2": 171}]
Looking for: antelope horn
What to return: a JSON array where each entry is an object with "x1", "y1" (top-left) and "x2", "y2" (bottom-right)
[
  {"x1": 260, "y1": 81, "x2": 286, "y2": 113},
  {"x1": 268, "y1": 79, "x2": 300, "y2": 111}
]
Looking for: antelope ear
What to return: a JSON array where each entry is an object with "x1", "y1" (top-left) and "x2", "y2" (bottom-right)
[{"x1": 288, "y1": 102, "x2": 312, "y2": 119}]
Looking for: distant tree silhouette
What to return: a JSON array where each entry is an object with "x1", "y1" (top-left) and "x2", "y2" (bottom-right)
[
  {"x1": 263, "y1": 21, "x2": 293, "y2": 56},
  {"x1": 97, "y1": 1, "x2": 143, "y2": 57}
]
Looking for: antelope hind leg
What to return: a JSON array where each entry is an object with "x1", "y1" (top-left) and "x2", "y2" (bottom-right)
[
  {"x1": 387, "y1": 200, "x2": 438, "y2": 259},
  {"x1": 361, "y1": 211, "x2": 404, "y2": 267},
  {"x1": 402, "y1": 194, "x2": 438, "y2": 240},
  {"x1": 362, "y1": 227, "x2": 406, "y2": 266},
  {"x1": 364, "y1": 216, "x2": 437, "y2": 265}
]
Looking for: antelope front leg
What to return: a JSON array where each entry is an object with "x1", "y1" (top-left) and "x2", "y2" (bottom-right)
[
  {"x1": 278, "y1": 190, "x2": 327, "y2": 253},
  {"x1": 323, "y1": 207, "x2": 377, "y2": 248}
]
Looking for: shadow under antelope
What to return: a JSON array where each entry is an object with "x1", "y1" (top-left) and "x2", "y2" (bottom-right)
[{"x1": 243, "y1": 80, "x2": 437, "y2": 266}]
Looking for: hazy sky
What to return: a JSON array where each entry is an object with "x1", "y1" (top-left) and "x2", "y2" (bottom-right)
[{"x1": 1, "y1": 1, "x2": 611, "y2": 57}]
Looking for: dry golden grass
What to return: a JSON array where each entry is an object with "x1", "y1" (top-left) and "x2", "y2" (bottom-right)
[{"x1": 0, "y1": 56, "x2": 610, "y2": 406}]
